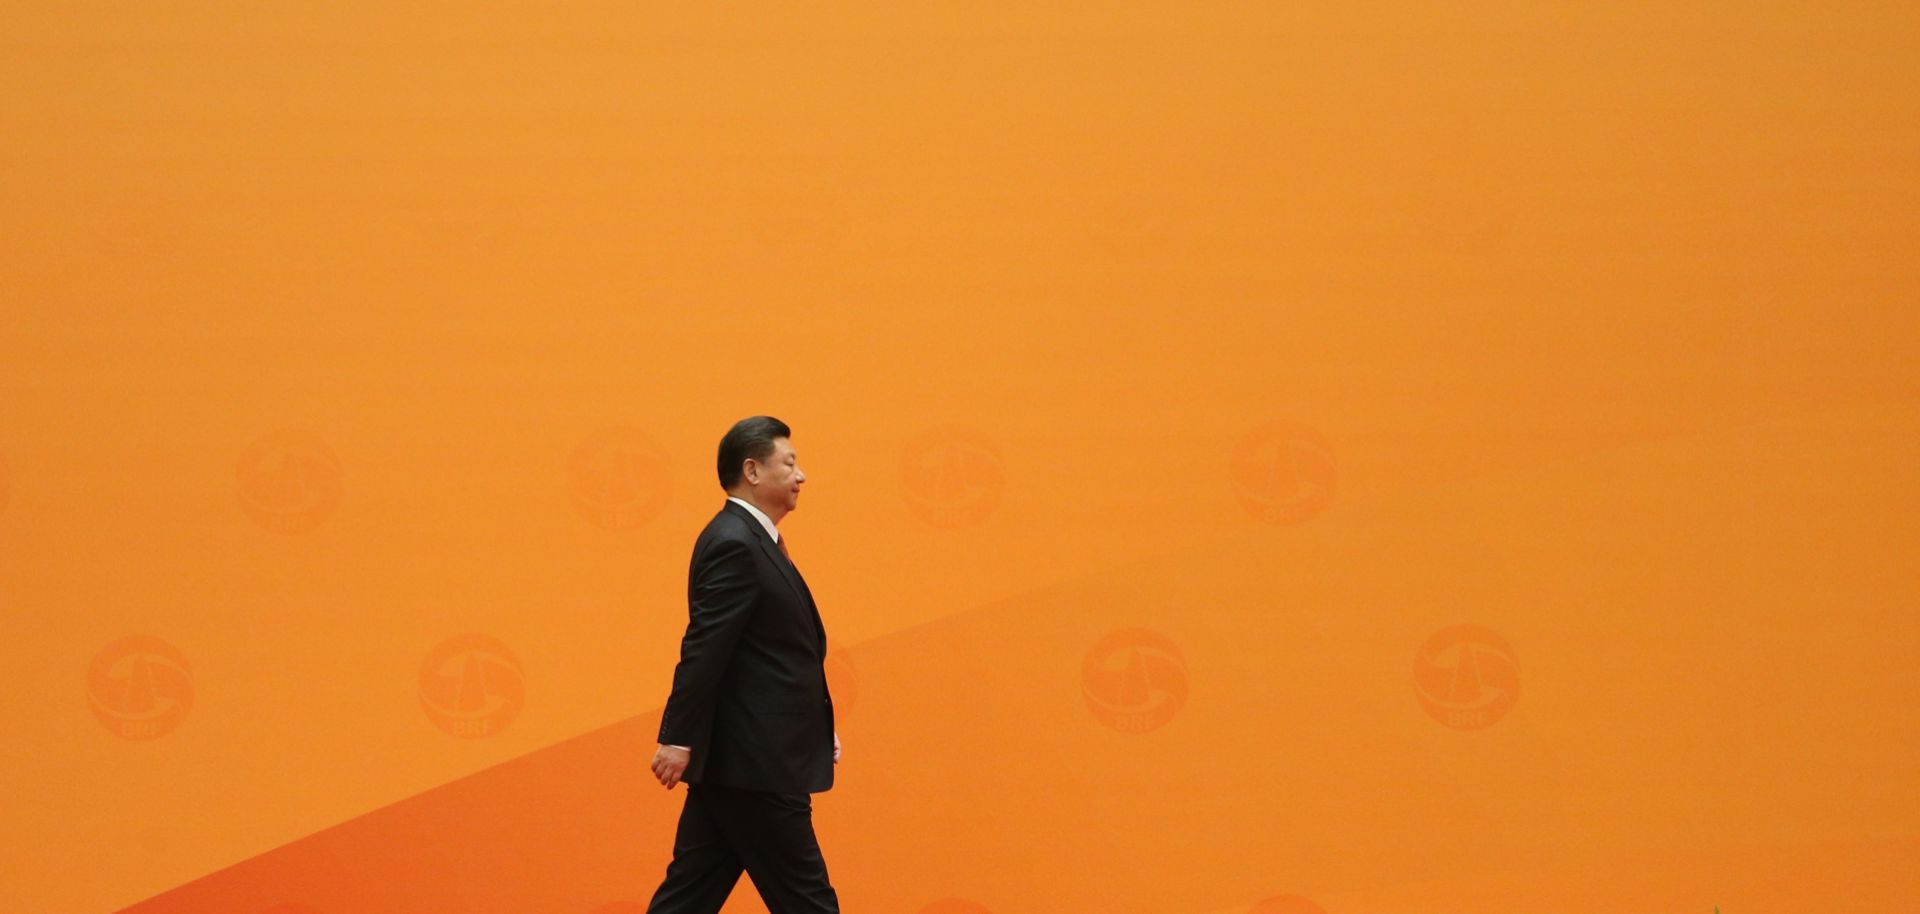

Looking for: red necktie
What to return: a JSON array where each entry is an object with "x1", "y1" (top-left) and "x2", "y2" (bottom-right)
[{"x1": 777, "y1": 534, "x2": 790, "y2": 561}]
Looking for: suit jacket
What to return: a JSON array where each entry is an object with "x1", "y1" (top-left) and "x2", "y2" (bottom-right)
[{"x1": 657, "y1": 499, "x2": 835, "y2": 794}]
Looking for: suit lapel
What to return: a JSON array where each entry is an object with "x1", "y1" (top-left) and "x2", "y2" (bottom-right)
[
  {"x1": 754, "y1": 531, "x2": 809, "y2": 604},
  {"x1": 724, "y1": 502, "x2": 823, "y2": 648},
  {"x1": 761, "y1": 534, "x2": 829, "y2": 656},
  {"x1": 782, "y1": 553, "x2": 828, "y2": 654}
]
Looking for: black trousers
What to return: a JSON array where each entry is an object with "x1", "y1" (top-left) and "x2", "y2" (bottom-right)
[{"x1": 644, "y1": 783, "x2": 839, "y2": 914}]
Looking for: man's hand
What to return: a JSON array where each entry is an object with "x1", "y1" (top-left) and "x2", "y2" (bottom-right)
[
  {"x1": 833, "y1": 731, "x2": 841, "y2": 764},
  {"x1": 651, "y1": 744, "x2": 691, "y2": 789}
]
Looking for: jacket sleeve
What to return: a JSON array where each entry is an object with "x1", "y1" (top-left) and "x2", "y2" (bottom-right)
[{"x1": 657, "y1": 536, "x2": 757, "y2": 749}]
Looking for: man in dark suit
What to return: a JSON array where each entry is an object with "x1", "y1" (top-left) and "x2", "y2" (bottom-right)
[{"x1": 645, "y1": 415, "x2": 841, "y2": 914}]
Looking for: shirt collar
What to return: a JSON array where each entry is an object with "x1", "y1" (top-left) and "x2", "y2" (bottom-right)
[{"x1": 726, "y1": 496, "x2": 779, "y2": 543}]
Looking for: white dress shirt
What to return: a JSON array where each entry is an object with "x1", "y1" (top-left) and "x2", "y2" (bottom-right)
[{"x1": 726, "y1": 495, "x2": 780, "y2": 544}]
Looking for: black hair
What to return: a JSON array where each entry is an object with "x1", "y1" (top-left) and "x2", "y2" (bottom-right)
[{"x1": 717, "y1": 415, "x2": 791, "y2": 490}]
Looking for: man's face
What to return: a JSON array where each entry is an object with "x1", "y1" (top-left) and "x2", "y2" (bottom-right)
[{"x1": 747, "y1": 437, "x2": 805, "y2": 514}]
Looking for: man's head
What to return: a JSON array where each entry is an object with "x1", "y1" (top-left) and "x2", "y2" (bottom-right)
[{"x1": 717, "y1": 415, "x2": 804, "y2": 522}]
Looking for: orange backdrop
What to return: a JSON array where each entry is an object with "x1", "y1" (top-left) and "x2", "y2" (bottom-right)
[{"x1": 3, "y1": 4, "x2": 1918, "y2": 914}]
